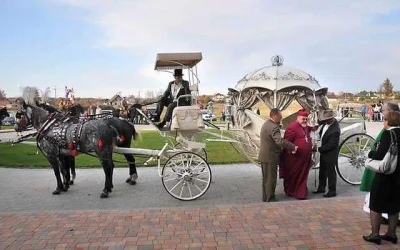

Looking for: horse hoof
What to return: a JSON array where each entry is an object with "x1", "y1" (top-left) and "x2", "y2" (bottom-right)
[
  {"x1": 100, "y1": 192, "x2": 109, "y2": 198},
  {"x1": 69, "y1": 180, "x2": 74, "y2": 185},
  {"x1": 52, "y1": 190, "x2": 61, "y2": 195},
  {"x1": 129, "y1": 180, "x2": 136, "y2": 185}
]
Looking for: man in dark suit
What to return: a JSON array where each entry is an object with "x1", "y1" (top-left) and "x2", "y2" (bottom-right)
[
  {"x1": 313, "y1": 109, "x2": 341, "y2": 198},
  {"x1": 259, "y1": 108, "x2": 297, "y2": 202},
  {"x1": 154, "y1": 69, "x2": 191, "y2": 129}
]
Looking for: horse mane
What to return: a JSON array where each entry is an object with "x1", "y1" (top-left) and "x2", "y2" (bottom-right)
[
  {"x1": 35, "y1": 101, "x2": 60, "y2": 114},
  {"x1": 70, "y1": 103, "x2": 84, "y2": 113}
]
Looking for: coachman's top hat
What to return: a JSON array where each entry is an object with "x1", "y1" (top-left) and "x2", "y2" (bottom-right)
[{"x1": 173, "y1": 69, "x2": 184, "y2": 76}]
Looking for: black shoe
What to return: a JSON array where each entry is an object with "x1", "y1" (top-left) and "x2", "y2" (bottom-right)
[
  {"x1": 156, "y1": 121, "x2": 165, "y2": 129},
  {"x1": 151, "y1": 116, "x2": 160, "y2": 123},
  {"x1": 313, "y1": 189, "x2": 325, "y2": 194},
  {"x1": 381, "y1": 234, "x2": 398, "y2": 244},
  {"x1": 323, "y1": 192, "x2": 336, "y2": 198},
  {"x1": 362, "y1": 234, "x2": 381, "y2": 245},
  {"x1": 267, "y1": 197, "x2": 278, "y2": 202}
]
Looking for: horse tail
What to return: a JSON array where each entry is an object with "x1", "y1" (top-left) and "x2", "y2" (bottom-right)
[
  {"x1": 126, "y1": 120, "x2": 142, "y2": 142},
  {"x1": 108, "y1": 125, "x2": 119, "y2": 138}
]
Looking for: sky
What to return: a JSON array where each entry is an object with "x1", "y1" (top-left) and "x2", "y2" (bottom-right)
[{"x1": 1, "y1": 0, "x2": 400, "y2": 98}]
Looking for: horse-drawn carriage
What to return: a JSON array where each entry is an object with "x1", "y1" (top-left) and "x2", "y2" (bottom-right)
[{"x1": 2, "y1": 53, "x2": 375, "y2": 201}]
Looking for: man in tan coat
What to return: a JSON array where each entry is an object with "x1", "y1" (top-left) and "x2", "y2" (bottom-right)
[{"x1": 259, "y1": 108, "x2": 297, "y2": 202}]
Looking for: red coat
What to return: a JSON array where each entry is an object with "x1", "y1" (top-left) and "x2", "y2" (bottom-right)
[{"x1": 279, "y1": 121, "x2": 313, "y2": 199}]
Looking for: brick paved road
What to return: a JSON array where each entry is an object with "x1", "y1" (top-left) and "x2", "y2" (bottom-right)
[{"x1": 1, "y1": 197, "x2": 399, "y2": 249}]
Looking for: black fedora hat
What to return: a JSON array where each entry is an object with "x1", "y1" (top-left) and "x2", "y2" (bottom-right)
[{"x1": 173, "y1": 69, "x2": 184, "y2": 76}]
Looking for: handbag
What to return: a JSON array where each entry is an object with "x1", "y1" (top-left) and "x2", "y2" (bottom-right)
[{"x1": 365, "y1": 128, "x2": 398, "y2": 174}]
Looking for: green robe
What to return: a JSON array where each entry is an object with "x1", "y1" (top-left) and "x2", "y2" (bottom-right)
[{"x1": 359, "y1": 128, "x2": 384, "y2": 191}]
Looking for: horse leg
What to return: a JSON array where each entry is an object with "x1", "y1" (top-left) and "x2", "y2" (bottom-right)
[
  {"x1": 69, "y1": 157, "x2": 76, "y2": 185},
  {"x1": 124, "y1": 153, "x2": 138, "y2": 185},
  {"x1": 99, "y1": 150, "x2": 114, "y2": 198},
  {"x1": 60, "y1": 156, "x2": 70, "y2": 191},
  {"x1": 47, "y1": 156, "x2": 65, "y2": 195}
]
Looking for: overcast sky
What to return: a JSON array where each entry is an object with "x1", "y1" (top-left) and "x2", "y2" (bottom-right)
[{"x1": 1, "y1": 0, "x2": 400, "y2": 98}]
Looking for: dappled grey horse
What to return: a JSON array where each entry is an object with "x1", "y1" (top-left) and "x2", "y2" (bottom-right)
[
  {"x1": 38, "y1": 102, "x2": 140, "y2": 185},
  {"x1": 23, "y1": 101, "x2": 119, "y2": 198}
]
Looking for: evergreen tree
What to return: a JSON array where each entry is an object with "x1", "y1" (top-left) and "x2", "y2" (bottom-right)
[{"x1": 379, "y1": 78, "x2": 394, "y2": 98}]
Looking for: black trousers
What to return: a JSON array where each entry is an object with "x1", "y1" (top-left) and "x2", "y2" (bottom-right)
[
  {"x1": 155, "y1": 97, "x2": 189, "y2": 123},
  {"x1": 318, "y1": 155, "x2": 337, "y2": 193}
]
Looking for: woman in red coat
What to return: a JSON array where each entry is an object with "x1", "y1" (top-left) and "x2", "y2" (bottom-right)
[{"x1": 280, "y1": 109, "x2": 314, "y2": 199}]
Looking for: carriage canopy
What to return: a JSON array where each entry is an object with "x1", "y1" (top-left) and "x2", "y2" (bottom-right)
[
  {"x1": 154, "y1": 52, "x2": 203, "y2": 70},
  {"x1": 229, "y1": 55, "x2": 330, "y2": 127}
]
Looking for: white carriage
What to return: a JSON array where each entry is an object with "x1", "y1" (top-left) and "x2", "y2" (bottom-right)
[
  {"x1": 225, "y1": 55, "x2": 374, "y2": 185},
  {"x1": 114, "y1": 52, "x2": 215, "y2": 201}
]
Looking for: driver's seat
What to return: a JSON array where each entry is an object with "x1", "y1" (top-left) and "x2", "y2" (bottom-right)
[{"x1": 170, "y1": 105, "x2": 205, "y2": 131}]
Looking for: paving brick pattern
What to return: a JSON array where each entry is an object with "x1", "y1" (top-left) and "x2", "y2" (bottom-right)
[{"x1": 1, "y1": 197, "x2": 399, "y2": 250}]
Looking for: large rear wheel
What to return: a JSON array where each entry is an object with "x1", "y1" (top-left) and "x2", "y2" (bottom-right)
[{"x1": 336, "y1": 133, "x2": 375, "y2": 185}]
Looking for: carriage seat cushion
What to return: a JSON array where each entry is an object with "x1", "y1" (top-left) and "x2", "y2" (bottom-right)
[{"x1": 171, "y1": 106, "x2": 205, "y2": 131}]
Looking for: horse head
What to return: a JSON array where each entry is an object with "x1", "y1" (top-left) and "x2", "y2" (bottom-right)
[
  {"x1": 22, "y1": 101, "x2": 49, "y2": 130},
  {"x1": 69, "y1": 104, "x2": 84, "y2": 116},
  {"x1": 0, "y1": 107, "x2": 10, "y2": 118}
]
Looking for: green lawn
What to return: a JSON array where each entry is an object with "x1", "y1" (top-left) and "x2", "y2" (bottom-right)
[
  {"x1": 0, "y1": 125, "x2": 13, "y2": 130},
  {"x1": 0, "y1": 130, "x2": 249, "y2": 168}
]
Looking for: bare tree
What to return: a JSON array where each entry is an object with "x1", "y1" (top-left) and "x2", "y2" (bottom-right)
[
  {"x1": 0, "y1": 89, "x2": 6, "y2": 100},
  {"x1": 156, "y1": 89, "x2": 164, "y2": 96},
  {"x1": 145, "y1": 90, "x2": 154, "y2": 98}
]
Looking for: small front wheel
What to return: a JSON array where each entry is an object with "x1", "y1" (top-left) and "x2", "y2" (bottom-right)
[{"x1": 161, "y1": 152, "x2": 212, "y2": 201}]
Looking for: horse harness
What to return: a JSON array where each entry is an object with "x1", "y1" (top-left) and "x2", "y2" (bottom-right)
[{"x1": 36, "y1": 113, "x2": 86, "y2": 154}]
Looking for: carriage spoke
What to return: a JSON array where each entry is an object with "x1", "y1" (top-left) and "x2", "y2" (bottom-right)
[
  {"x1": 194, "y1": 170, "x2": 209, "y2": 175},
  {"x1": 169, "y1": 161, "x2": 183, "y2": 172},
  {"x1": 188, "y1": 184, "x2": 193, "y2": 198},
  {"x1": 194, "y1": 184, "x2": 203, "y2": 192},
  {"x1": 191, "y1": 162, "x2": 203, "y2": 171},
  {"x1": 164, "y1": 177, "x2": 179, "y2": 182},
  {"x1": 179, "y1": 185, "x2": 184, "y2": 198},
  {"x1": 339, "y1": 153, "x2": 352, "y2": 158},
  {"x1": 169, "y1": 179, "x2": 183, "y2": 193},
  {"x1": 362, "y1": 138, "x2": 371, "y2": 151},
  {"x1": 192, "y1": 177, "x2": 208, "y2": 183},
  {"x1": 187, "y1": 154, "x2": 194, "y2": 168},
  {"x1": 344, "y1": 143, "x2": 356, "y2": 155}
]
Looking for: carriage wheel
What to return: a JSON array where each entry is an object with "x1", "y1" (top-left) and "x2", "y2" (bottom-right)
[
  {"x1": 161, "y1": 152, "x2": 212, "y2": 201},
  {"x1": 192, "y1": 148, "x2": 207, "y2": 161},
  {"x1": 336, "y1": 133, "x2": 375, "y2": 185}
]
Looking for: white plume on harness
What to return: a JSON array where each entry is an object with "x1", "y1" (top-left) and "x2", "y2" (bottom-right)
[
  {"x1": 22, "y1": 86, "x2": 39, "y2": 105},
  {"x1": 39, "y1": 87, "x2": 51, "y2": 104}
]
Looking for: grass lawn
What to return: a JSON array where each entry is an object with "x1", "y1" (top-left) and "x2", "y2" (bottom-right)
[
  {"x1": 0, "y1": 130, "x2": 249, "y2": 168},
  {"x1": 0, "y1": 125, "x2": 13, "y2": 130}
]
